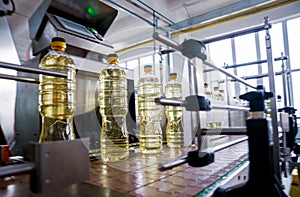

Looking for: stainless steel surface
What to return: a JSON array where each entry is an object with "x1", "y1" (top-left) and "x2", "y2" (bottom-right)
[
  {"x1": 0, "y1": 73, "x2": 39, "y2": 84},
  {"x1": 153, "y1": 32, "x2": 183, "y2": 52},
  {"x1": 211, "y1": 104, "x2": 250, "y2": 111},
  {"x1": 0, "y1": 61, "x2": 68, "y2": 78},
  {"x1": 29, "y1": 0, "x2": 117, "y2": 56},
  {"x1": 278, "y1": 53, "x2": 288, "y2": 107},
  {"x1": 224, "y1": 59, "x2": 267, "y2": 69},
  {"x1": 155, "y1": 97, "x2": 187, "y2": 106},
  {"x1": 0, "y1": 10, "x2": 20, "y2": 145},
  {"x1": 0, "y1": 162, "x2": 35, "y2": 178},
  {"x1": 212, "y1": 136, "x2": 248, "y2": 152},
  {"x1": 264, "y1": 16, "x2": 281, "y2": 181},
  {"x1": 29, "y1": 138, "x2": 90, "y2": 193}
]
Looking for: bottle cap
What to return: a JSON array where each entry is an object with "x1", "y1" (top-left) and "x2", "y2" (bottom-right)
[
  {"x1": 107, "y1": 53, "x2": 119, "y2": 64},
  {"x1": 107, "y1": 53, "x2": 119, "y2": 58},
  {"x1": 51, "y1": 37, "x2": 66, "y2": 49},
  {"x1": 169, "y1": 73, "x2": 177, "y2": 80},
  {"x1": 213, "y1": 87, "x2": 219, "y2": 91},
  {"x1": 144, "y1": 64, "x2": 152, "y2": 72}
]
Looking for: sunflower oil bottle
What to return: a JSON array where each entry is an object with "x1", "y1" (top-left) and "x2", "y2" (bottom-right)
[
  {"x1": 138, "y1": 65, "x2": 163, "y2": 154},
  {"x1": 38, "y1": 37, "x2": 76, "y2": 142},
  {"x1": 98, "y1": 53, "x2": 129, "y2": 163},
  {"x1": 165, "y1": 73, "x2": 184, "y2": 148}
]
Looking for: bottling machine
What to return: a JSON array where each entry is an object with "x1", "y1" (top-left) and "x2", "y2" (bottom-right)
[{"x1": 0, "y1": 0, "x2": 299, "y2": 196}]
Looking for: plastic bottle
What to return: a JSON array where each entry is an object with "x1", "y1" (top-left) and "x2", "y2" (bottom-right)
[
  {"x1": 289, "y1": 167, "x2": 300, "y2": 197},
  {"x1": 204, "y1": 83, "x2": 213, "y2": 129},
  {"x1": 98, "y1": 53, "x2": 129, "y2": 163},
  {"x1": 138, "y1": 65, "x2": 163, "y2": 154},
  {"x1": 204, "y1": 83, "x2": 212, "y2": 98},
  {"x1": 38, "y1": 37, "x2": 76, "y2": 142},
  {"x1": 165, "y1": 73, "x2": 184, "y2": 148},
  {"x1": 213, "y1": 86, "x2": 224, "y2": 101}
]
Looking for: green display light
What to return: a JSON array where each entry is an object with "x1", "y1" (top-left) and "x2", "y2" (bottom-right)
[{"x1": 87, "y1": 5, "x2": 97, "y2": 17}]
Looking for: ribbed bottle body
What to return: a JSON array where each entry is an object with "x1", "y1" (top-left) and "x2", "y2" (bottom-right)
[
  {"x1": 38, "y1": 51, "x2": 76, "y2": 142},
  {"x1": 165, "y1": 81, "x2": 184, "y2": 148},
  {"x1": 99, "y1": 66, "x2": 129, "y2": 162},
  {"x1": 138, "y1": 74, "x2": 162, "y2": 154}
]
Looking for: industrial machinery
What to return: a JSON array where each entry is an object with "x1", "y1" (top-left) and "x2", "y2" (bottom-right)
[
  {"x1": 0, "y1": 0, "x2": 299, "y2": 195},
  {"x1": 12, "y1": 0, "x2": 136, "y2": 159},
  {"x1": 0, "y1": 0, "x2": 136, "y2": 194}
]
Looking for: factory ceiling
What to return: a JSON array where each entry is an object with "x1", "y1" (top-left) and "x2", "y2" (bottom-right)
[{"x1": 2, "y1": 0, "x2": 295, "y2": 63}]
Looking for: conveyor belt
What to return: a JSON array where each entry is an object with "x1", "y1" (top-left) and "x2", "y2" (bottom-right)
[
  {"x1": 0, "y1": 136, "x2": 249, "y2": 196},
  {"x1": 87, "y1": 136, "x2": 248, "y2": 196}
]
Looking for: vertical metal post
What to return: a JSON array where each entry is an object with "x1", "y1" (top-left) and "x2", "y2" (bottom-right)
[
  {"x1": 279, "y1": 52, "x2": 288, "y2": 107},
  {"x1": 264, "y1": 16, "x2": 281, "y2": 182},
  {"x1": 255, "y1": 32, "x2": 263, "y2": 86},
  {"x1": 190, "y1": 60, "x2": 202, "y2": 149},
  {"x1": 282, "y1": 21, "x2": 294, "y2": 107}
]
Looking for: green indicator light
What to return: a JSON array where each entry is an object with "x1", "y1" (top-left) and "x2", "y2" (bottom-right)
[
  {"x1": 87, "y1": 6, "x2": 97, "y2": 17},
  {"x1": 90, "y1": 27, "x2": 98, "y2": 34}
]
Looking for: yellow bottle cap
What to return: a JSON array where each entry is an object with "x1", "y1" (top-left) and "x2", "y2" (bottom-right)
[
  {"x1": 51, "y1": 37, "x2": 66, "y2": 49},
  {"x1": 144, "y1": 65, "x2": 152, "y2": 72},
  {"x1": 169, "y1": 73, "x2": 177, "y2": 80},
  {"x1": 107, "y1": 53, "x2": 119, "y2": 64}
]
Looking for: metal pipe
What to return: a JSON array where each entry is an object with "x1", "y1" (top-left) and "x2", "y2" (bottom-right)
[
  {"x1": 278, "y1": 52, "x2": 288, "y2": 107},
  {"x1": 290, "y1": 68, "x2": 300, "y2": 73},
  {"x1": 224, "y1": 59, "x2": 267, "y2": 69},
  {"x1": 103, "y1": 0, "x2": 154, "y2": 26},
  {"x1": 153, "y1": 32, "x2": 183, "y2": 52},
  {"x1": 154, "y1": 97, "x2": 187, "y2": 107},
  {"x1": 201, "y1": 127, "x2": 247, "y2": 135},
  {"x1": 134, "y1": 0, "x2": 174, "y2": 25},
  {"x1": 241, "y1": 71, "x2": 283, "y2": 80},
  {"x1": 264, "y1": 16, "x2": 281, "y2": 181},
  {"x1": 0, "y1": 61, "x2": 68, "y2": 78},
  {"x1": 212, "y1": 136, "x2": 248, "y2": 152},
  {"x1": 158, "y1": 136, "x2": 248, "y2": 171},
  {"x1": 155, "y1": 97, "x2": 249, "y2": 112},
  {"x1": 0, "y1": 162, "x2": 35, "y2": 178},
  {"x1": 211, "y1": 104, "x2": 249, "y2": 111},
  {"x1": 203, "y1": 61, "x2": 256, "y2": 89},
  {"x1": 282, "y1": 21, "x2": 294, "y2": 107},
  {"x1": 158, "y1": 155, "x2": 188, "y2": 171},
  {"x1": 202, "y1": 24, "x2": 267, "y2": 44},
  {"x1": 0, "y1": 73, "x2": 39, "y2": 84}
]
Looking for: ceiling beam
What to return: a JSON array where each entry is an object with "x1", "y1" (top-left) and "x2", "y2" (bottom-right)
[{"x1": 169, "y1": 0, "x2": 279, "y2": 32}]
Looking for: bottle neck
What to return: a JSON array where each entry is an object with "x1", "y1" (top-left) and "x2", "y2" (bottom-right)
[
  {"x1": 51, "y1": 46, "x2": 66, "y2": 53},
  {"x1": 145, "y1": 71, "x2": 153, "y2": 75},
  {"x1": 108, "y1": 59, "x2": 119, "y2": 65}
]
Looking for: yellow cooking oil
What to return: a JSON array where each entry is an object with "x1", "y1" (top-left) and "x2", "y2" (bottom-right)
[
  {"x1": 98, "y1": 53, "x2": 129, "y2": 163},
  {"x1": 165, "y1": 73, "x2": 184, "y2": 148},
  {"x1": 38, "y1": 37, "x2": 76, "y2": 142},
  {"x1": 138, "y1": 64, "x2": 163, "y2": 154}
]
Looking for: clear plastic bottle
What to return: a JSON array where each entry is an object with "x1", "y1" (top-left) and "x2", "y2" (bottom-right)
[
  {"x1": 204, "y1": 83, "x2": 212, "y2": 98},
  {"x1": 204, "y1": 83, "x2": 213, "y2": 128},
  {"x1": 165, "y1": 73, "x2": 184, "y2": 148},
  {"x1": 98, "y1": 53, "x2": 129, "y2": 162},
  {"x1": 138, "y1": 65, "x2": 163, "y2": 154},
  {"x1": 213, "y1": 86, "x2": 224, "y2": 101},
  {"x1": 38, "y1": 37, "x2": 76, "y2": 142}
]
